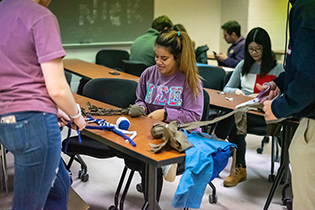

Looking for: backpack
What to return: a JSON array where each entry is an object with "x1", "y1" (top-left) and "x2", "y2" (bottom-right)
[{"x1": 195, "y1": 45, "x2": 209, "y2": 64}]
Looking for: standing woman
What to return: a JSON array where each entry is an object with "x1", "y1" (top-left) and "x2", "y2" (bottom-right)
[
  {"x1": 215, "y1": 27, "x2": 284, "y2": 187},
  {"x1": 0, "y1": 0, "x2": 86, "y2": 209},
  {"x1": 125, "y1": 29, "x2": 204, "y2": 201}
]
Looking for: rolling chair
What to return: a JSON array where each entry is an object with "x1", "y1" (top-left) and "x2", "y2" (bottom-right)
[
  {"x1": 199, "y1": 89, "x2": 220, "y2": 205},
  {"x1": 198, "y1": 65, "x2": 226, "y2": 133},
  {"x1": 77, "y1": 49, "x2": 130, "y2": 95},
  {"x1": 96, "y1": 49, "x2": 130, "y2": 71},
  {"x1": 247, "y1": 120, "x2": 281, "y2": 182},
  {"x1": 0, "y1": 144, "x2": 9, "y2": 195},
  {"x1": 122, "y1": 59, "x2": 149, "y2": 77},
  {"x1": 62, "y1": 78, "x2": 138, "y2": 182},
  {"x1": 62, "y1": 78, "x2": 139, "y2": 210},
  {"x1": 65, "y1": 71, "x2": 72, "y2": 87},
  {"x1": 198, "y1": 65, "x2": 226, "y2": 91}
]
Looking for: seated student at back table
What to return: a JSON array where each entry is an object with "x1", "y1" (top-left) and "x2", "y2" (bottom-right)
[
  {"x1": 215, "y1": 20, "x2": 245, "y2": 68},
  {"x1": 129, "y1": 15, "x2": 173, "y2": 66},
  {"x1": 214, "y1": 27, "x2": 284, "y2": 187},
  {"x1": 125, "y1": 29, "x2": 203, "y2": 201},
  {"x1": 173, "y1": 23, "x2": 196, "y2": 49}
]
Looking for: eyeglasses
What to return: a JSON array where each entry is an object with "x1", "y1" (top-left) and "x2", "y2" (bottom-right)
[{"x1": 248, "y1": 47, "x2": 263, "y2": 53}]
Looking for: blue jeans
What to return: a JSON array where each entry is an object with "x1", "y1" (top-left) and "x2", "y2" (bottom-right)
[{"x1": 0, "y1": 111, "x2": 70, "y2": 210}]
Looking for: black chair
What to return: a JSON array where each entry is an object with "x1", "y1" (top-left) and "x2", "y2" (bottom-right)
[
  {"x1": 64, "y1": 71, "x2": 72, "y2": 87},
  {"x1": 0, "y1": 144, "x2": 9, "y2": 195},
  {"x1": 201, "y1": 89, "x2": 220, "y2": 204},
  {"x1": 198, "y1": 65, "x2": 226, "y2": 133},
  {"x1": 198, "y1": 65, "x2": 226, "y2": 91},
  {"x1": 96, "y1": 49, "x2": 130, "y2": 71},
  {"x1": 62, "y1": 78, "x2": 138, "y2": 182},
  {"x1": 223, "y1": 71, "x2": 233, "y2": 87},
  {"x1": 247, "y1": 119, "x2": 281, "y2": 182},
  {"x1": 201, "y1": 89, "x2": 210, "y2": 133},
  {"x1": 77, "y1": 49, "x2": 130, "y2": 95},
  {"x1": 122, "y1": 59, "x2": 149, "y2": 77}
]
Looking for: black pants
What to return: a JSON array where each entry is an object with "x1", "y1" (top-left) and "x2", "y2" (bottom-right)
[{"x1": 214, "y1": 113, "x2": 266, "y2": 168}]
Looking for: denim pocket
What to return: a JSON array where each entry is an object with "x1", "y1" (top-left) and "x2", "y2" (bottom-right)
[{"x1": 0, "y1": 119, "x2": 30, "y2": 153}]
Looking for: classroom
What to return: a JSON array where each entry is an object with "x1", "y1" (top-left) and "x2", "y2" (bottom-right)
[{"x1": 2, "y1": 0, "x2": 313, "y2": 210}]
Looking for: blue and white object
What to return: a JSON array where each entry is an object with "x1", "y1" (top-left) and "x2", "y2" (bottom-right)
[{"x1": 116, "y1": 117, "x2": 130, "y2": 130}]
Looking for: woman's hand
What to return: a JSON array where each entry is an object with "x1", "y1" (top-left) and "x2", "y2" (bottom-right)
[
  {"x1": 235, "y1": 89, "x2": 245, "y2": 96},
  {"x1": 256, "y1": 81, "x2": 280, "y2": 103},
  {"x1": 57, "y1": 109, "x2": 70, "y2": 128},
  {"x1": 57, "y1": 108, "x2": 86, "y2": 131},
  {"x1": 148, "y1": 109, "x2": 165, "y2": 121},
  {"x1": 72, "y1": 115, "x2": 86, "y2": 131}
]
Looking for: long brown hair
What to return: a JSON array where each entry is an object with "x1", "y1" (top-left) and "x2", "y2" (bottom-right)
[{"x1": 155, "y1": 30, "x2": 201, "y2": 97}]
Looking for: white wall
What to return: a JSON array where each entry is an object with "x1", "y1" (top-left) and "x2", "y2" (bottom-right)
[
  {"x1": 220, "y1": 0, "x2": 249, "y2": 54},
  {"x1": 64, "y1": 0, "x2": 288, "y2": 64},
  {"x1": 247, "y1": 0, "x2": 288, "y2": 51},
  {"x1": 154, "y1": 0, "x2": 221, "y2": 51}
]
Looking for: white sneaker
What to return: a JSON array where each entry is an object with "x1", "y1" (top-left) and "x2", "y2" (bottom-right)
[{"x1": 161, "y1": 164, "x2": 177, "y2": 182}]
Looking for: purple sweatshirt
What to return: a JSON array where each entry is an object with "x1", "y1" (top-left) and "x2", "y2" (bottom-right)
[
  {"x1": 136, "y1": 65, "x2": 203, "y2": 124},
  {"x1": 219, "y1": 36, "x2": 245, "y2": 68}
]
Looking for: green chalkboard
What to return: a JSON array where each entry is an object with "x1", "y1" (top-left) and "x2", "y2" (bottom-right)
[{"x1": 49, "y1": 0, "x2": 154, "y2": 46}]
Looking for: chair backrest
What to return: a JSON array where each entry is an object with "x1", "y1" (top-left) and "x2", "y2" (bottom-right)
[
  {"x1": 122, "y1": 59, "x2": 149, "y2": 77},
  {"x1": 198, "y1": 66, "x2": 226, "y2": 90},
  {"x1": 223, "y1": 71, "x2": 233, "y2": 87},
  {"x1": 82, "y1": 78, "x2": 138, "y2": 108},
  {"x1": 95, "y1": 50, "x2": 130, "y2": 71},
  {"x1": 64, "y1": 71, "x2": 72, "y2": 87},
  {"x1": 201, "y1": 89, "x2": 210, "y2": 122}
]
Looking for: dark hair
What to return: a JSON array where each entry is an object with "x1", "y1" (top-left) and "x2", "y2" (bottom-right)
[
  {"x1": 173, "y1": 24, "x2": 187, "y2": 33},
  {"x1": 242, "y1": 27, "x2": 277, "y2": 76},
  {"x1": 155, "y1": 30, "x2": 201, "y2": 97},
  {"x1": 151, "y1": 15, "x2": 173, "y2": 32},
  {"x1": 221, "y1": 20, "x2": 241, "y2": 37}
]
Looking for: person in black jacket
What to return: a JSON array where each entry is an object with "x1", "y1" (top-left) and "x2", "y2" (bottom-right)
[{"x1": 259, "y1": 0, "x2": 315, "y2": 209}]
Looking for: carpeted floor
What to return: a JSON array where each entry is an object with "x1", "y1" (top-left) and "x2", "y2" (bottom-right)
[{"x1": 0, "y1": 131, "x2": 290, "y2": 210}]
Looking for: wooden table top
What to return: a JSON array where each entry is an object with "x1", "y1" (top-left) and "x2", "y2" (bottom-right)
[
  {"x1": 205, "y1": 88, "x2": 264, "y2": 117},
  {"x1": 74, "y1": 94, "x2": 185, "y2": 167},
  {"x1": 207, "y1": 54, "x2": 215, "y2": 60},
  {"x1": 63, "y1": 59, "x2": 140, "y2": 82}
]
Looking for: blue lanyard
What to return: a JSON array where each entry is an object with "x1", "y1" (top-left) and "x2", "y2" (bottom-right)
[
  {"x1": 62, "y1": 121, "x2": 82, "y2": 153},
  {"x1": 85, "y1": 115, "x2": 136, "y2": 147}
]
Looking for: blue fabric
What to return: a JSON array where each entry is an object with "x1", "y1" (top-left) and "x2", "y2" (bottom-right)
[
  {"x1": 196, "y1": 63, "x2": 217, "y2": 67},
  {"x1": 172, "y1": 131, "x2": 236, "y2": 209}
]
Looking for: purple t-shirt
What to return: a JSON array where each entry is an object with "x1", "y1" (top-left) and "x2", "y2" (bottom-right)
[
  {"x1": 136, "y1": 65, "x2": 203, "y2": 124},
  {"x1": 0, "y1": 0, "x2": 66, "y2": 115}
]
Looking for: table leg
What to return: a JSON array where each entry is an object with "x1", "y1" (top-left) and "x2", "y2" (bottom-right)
[
  {"x1": 263, "y1": 124, "x2": 295, "y2": 210},
  {"x1": 142, "y1": 163, "x2": 161, "y2": 210}
]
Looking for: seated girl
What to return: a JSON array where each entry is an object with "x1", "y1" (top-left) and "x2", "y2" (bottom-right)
[{"x1": 215, "y1": 27, "x2": 284, "y2": 187}]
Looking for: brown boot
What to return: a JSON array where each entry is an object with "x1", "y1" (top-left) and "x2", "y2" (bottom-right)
[{"x1": 223, "y1": 165, "x2": 247, "y2": 187}]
